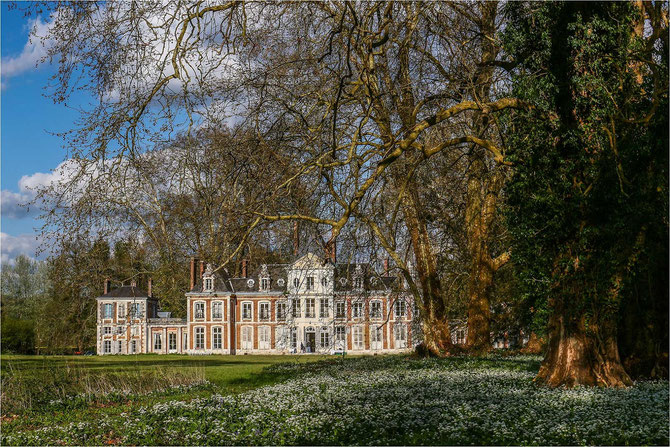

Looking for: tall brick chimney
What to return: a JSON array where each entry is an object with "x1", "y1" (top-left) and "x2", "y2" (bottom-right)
[
  {"x1": 242, "y1": 259, "x2": 248, "y2": 277},
  {"x1": 131, "y1": 280, "x2": 137, "y2": 288},
  {"x1": 103, "y1": 278, "x2": 111, "y2": 294},
  {"x1": 326, "y1": 231, "x2": 337, "y2": 264},
  {"x1": 384, "y1": 258, "x2": 389, "y2": 276},
  {"x1": 189, "y1": 257, "x2": 198, "y2": 290},
  {"x1": 199, "y1": 260, "x2": 205, "y2": 281},
  {"x1": 147, "y1": 277, "x2": 153, "y2": 297}
]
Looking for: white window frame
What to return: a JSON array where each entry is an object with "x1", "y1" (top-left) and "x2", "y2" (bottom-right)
[
  {"x1": 291, "y1": 299, "x2": 300, "y2": 318},
  {"x1": 118, "y1": 303, "x2": 126, "y2": 318},
  {"x1": 212, "y1": 326, "x2": 223, "y2": 350},
  {"x1": 354, "y1": 277, "x2": 363, "y2": 289},
  {"x1": 241, "y1": 326, "x2": 253, "y2": 350},
  {"x1": 321, "y1": 277, "x2": 328, "y2": 287},
  {"x1": 319, "y1": 298, "x2": 329, "y2": 318},
  {"x1": 117, "y1": 340, "x2": 123, "y2": 354},
  {"x1": 293, "y1": 278, "x2": 300, "y2": 289},
  {"x1": 103, "y1": 340, "x2": 111, "y2": 354},
  {"x1": 131, "y1": 340, "x2": 137, "y2": 353},
  {"x1": 370, "y1": 325, "x2": 383, "y2": 350},
  {"x1": 305, "y1": 298, "x2": 315, "y2": 318},
  {"x1": 352, "y1": 301, "x2": 363, "y2": 319},
  {"x1": 335, "y1": 326, "x2": 346, "y2": 342},
  {"x1": 258, "y1": 326, "x2": 270, "y2": 350},
  {"x1": 204, "y1": 277, "x2": 213, "y2": 291},
  {"x1": 130, "y1": 302, "x2": 143, "y2": 319},
  {"x1": 277, "y1": 302, "x2": 287, "y2": 321},
  {"x1": 306, "y1": 276, "x2": 314, "y2": 290},
  {"x1": 103, "y1": 326, "x2": 112, "y2": 335},
  {"x1": 259, "y1": 301, "x2": 270, "y2": 321},
  {"x1": 370, "y1": 300, "x2": 383, "y2": 320},
  {"x1": 241, "y1": 301, "x2": 253, "y2": 321},
  {"x1": 319, "y1": 329, "x2": 330, "y2": 348},
  {"x1": 104, "y1": 303, "x2": 113, "y2": 319},
  {"x1": 260, "y1": 278, "x2": 270, "y2": 291},
  {"x1": 335, "y1": 301, "x2": 346, "y2": 319},
  {"x1": 456, "y1": 328, "x2": 466, "y2": 345},
  {"x1": 212, "y1": 301, "x2": 223, "y2": 319},
  {"x1": 168, "y1": 332, "x2": 177, "y2": 351},
  {"x1": 194, "y1": 326, "x2": 205, "y2": 350},
  {"x1": 353, "y1": 326, "x2": 364, "y2": 350},
  {"x1": 394, "y1": 323, "x2": 407, "y2": 348},
  {"x1": 153, "y1": 333, "x2": 162, "y2": 351},
  {"x1": 394, "y1": 300, "x2": 406, "y2": 319},
  {"x1": 194, "y1": 301, "x2": 205, "y2": 320}
]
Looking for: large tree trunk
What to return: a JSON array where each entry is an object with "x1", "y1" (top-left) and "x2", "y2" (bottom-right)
[{"x1": 537, "y1": 300, "x2": 632, "y2": 387}]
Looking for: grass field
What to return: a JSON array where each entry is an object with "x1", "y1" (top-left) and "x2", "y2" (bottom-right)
[{"x1": 1, "y1": 354, "x2": 668, "y2": 446}]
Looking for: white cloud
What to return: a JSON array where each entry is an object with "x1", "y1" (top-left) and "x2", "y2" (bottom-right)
[
  {"x1": 0, "y1": 189, "x2": 36, "y2": 219},
  {"x1": 1, "y1": 17, "x2": 54, "y2": 88},
  {"x1": 0, "y1": 232, "x2": 42, "y2": 264}
]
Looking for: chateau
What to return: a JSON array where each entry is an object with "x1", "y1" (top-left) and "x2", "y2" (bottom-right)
[{"x1": 96, "y1": 252, "x2": 419, "y2": 355}]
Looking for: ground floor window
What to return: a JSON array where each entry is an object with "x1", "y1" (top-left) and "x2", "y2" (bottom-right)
[
  {"x1": 103, "y1": 340, "x2": 111, "y2": 354},
  {"x1": 131, "y1": 340, "x2": 137, "y2": 353},
  {"x1": 213, "y1": 327, "x2": 222, "y2": 350},
  {"x1": 154, "y1": 333, "x2": 162, "y2": 351},
  {"x1": 319, "y1": 329, "x2": 330, "y2": 348},
  {"x1": 117, "y1": 340, "x2": 123, "y2": 353},
  {"x1": 169, "y1": 332, "x2": 177, "y2": 350},
  {"x1": 195, "y1": 327, "x2": 205, "y2": 349},
  {"x1": 370, "y1": 325, "x2": 383, "y2": 350},
  {"x1": 394, "y1": 323, "x2": 407, "y2": 348},
  {"x1": 290, "y1": 327, "x2": 297, "y2": 350},
  {"x1": 241, "y1": 326, "x2": 253, "y2": 350},
  {"x1": 259, "y1": 326, "x2": 270, "y2": 350},
  {"x1": 353, "y1": 326, "x2": 364, "y2": 350},
  {"x1": 335, "y1": 326, "x2": 346, "y2": 342}
]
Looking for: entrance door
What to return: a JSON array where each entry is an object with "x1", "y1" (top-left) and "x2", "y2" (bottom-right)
[
  {"x1": 305, "y1": 332, "x2": 316, "y2": 353},
  {"x1": 242, "y1": 326, "x2": 253, "y2": 350}
]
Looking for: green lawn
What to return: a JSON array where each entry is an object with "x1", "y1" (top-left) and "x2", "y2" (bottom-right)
[{"x1": 2, "y1": 353, "x2": 332, "y2": 393}]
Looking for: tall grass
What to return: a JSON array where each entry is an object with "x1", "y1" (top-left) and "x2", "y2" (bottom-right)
[{"x1": 1, "y1": 361, "x2": 208, "y2": 415}]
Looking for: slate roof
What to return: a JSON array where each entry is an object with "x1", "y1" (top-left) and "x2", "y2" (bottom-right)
[
  {"x1": 97, "y1": 285, "x2": 153, "y2": 299},
  {"x1": 334, "y1": 263, "x2": 398, "y2": 292}
]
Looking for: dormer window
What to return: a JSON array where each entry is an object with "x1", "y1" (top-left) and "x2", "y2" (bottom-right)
[
  {"x1": 261, "y1": 278, "x2": 270, "y2": 291},
  {"x1": 354, "y1": 277, "x2": 363, "y2": 289},
  {"x1": 259, "y1": 264, "x2": 271, "y2": 291},
  {"x1": 321, "y1": 277, "x2": 328, "y2": 287},
  {"x1": 203, "y1": 263, "x2": 215, "y2": 291},
  {"x1": 293, "y1": 278, "x2": 299, "y2": 289}
]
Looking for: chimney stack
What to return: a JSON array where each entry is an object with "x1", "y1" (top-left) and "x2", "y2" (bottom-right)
[
  {"x1": 293, "y1": 221, "x2": 299, "y2": 257},
  {"x1": 148, "y1": 277, "x2": 153, "y2": 297},
  {"x1": 103, "y1": 278, "x2": 111, "y2": 295},
  {"x1": 199, "y1": 260, "x2": 205, "y2": 281},
  {"x1": 384, "y1": 258, "x2": 389, "y2": 276},
  {"x1": 326, "y1": 230, "x2": 337, "y2": 264},
  {"x1": 190, "y1": 257, "x2": 197, "y2": 290},
  {"x1": 242, "y1": 259, "x2": 248, "y2": 277},
  {"x1": 131, "y1": 279, "x2": 137, "y2": 288}
]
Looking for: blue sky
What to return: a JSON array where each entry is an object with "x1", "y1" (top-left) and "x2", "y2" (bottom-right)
[{"x1": 1, "y1": 4, "x2": 92, "y2": 263}]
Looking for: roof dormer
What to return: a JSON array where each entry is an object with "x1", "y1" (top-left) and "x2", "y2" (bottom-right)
[
  {"x1": 203, "y1": 263, "x2": 215, "y2": 292},
  {"x1": 259, "y1": 264, "x2": 271, "y2": 291}
]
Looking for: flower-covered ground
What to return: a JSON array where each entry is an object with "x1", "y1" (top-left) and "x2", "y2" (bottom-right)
[{"x1": 2, "y1": 355, "x2": 668, "y2": 445}]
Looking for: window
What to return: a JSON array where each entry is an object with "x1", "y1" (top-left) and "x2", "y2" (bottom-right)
[
  {"x1": 320, "y1": 329, "x2": 330, "y2": 348},
  {"x1": 370, "y1": 300, "x2": 382, "y2": 319},
  {"x1": 103, "y1": 326, "x2": 112, "y2": 335},
  {"x1": 413, "y1": 301, "x2": 420, "y2": 319},
  {"x1": 154, "y1": 333, "x2": 162, "y2": 351},
  {"x1": 242, "y1": 302, "x2": 252, "y2": 320},
  {"x1": 293, "y1": 278, "x2": 299, "y2": 289},
  {"x1": 103, "y1": 340, "x2": 111, "y2": 354},
  {"x1": 306, "y1": 276, "x2": 314, "y2": 290},
  {"x1": 456, "y1": 328, "x2": 466, "y2": 345},
  {"x1": 291, "y1": 299, "x2": 300, "y2": 318},
  {"x1": 277, "y1": 278, "x2": 285, "y2": 287},
  {"x1": 104, "y1": 303, "x2": 113, "y2": 319},
  {"x1": 212, "y1": 301, "x2": 223, "y2": 319},
  {"x1": 131, "y1": 325, "x2": 139, "y2": 337},
  {"x1": 131, "y1": 303, "x2": 143, "y2": 318},
  {"x1": 335, "y1": 326, "x2": 346, "y2": 342},
  {"x1": 353, "y1": 326, "x2": 364, "y2": 350},
  {"x1": 335, "y1": 301, "x2": 346, "y2": 319},
  {"x1": 204, "y1": 277, "x2": 213, "y2": 291},
  {"x1": 213, "y1": 327, "x2": 222, "y2": 350},
  {"x1": 277, "y1": 302, "x2": 287, "y2": 320},
  {"x1": 305, "y1": 298, "x2": 315, "y2": 318},
  {"x1": 117, "y1": 326, "x2": 124, "y2": 334},
  {"x1": 394, "y1": 300, "x2": 406, "y2": 318},
  {"x1": 321, "y1": 277, "x2": 328, "y2": 287},
  {"x1": 395, "y1": 324, "x2": 407, "y2": 348},
  {"x1": 117, "y1": 340, "x2": 123, "y2": 353},
  {"x1": 258, "y1": 326, "x2": 270, "y2": 350},
  {"x1": 195, "y1": 302, "x2": 205, "y2": 319},
  {"x1": 118, "y1": 304, "x2": 125, "y2": 318},
  {"x1": 261, "y1": 278, "x2": 270, "y2": 290},
  {"x1": 354, "y1": 277, "x2": 363, "y2": 289},
  {"x1": 168, "y1": 333, "x2": 177, "y2": 350},
  {"x1": 319, "y1": 298, "x2": 329, "y2": 318},
  {"x1": 259, "y1": 302, "x2": 270, "y2": 320},
  {"x1": 241, "y1": 326, "x2": 253, "y2": 350},
  {"x1": 131, "y1": 340, "x2": 137, "y2": 353},
  {"x1": 290, "y1": 327, "x2": 297, "y2": 349},
  {"x1": 352, "y1": 301, "x2": 363, "y2": 318},
  {"x1": 371, "y1": 326, "x2": 383, "y2": 350},
  {"x1": 195, "y1": 327, "x2": 205, "y2": 349}
]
